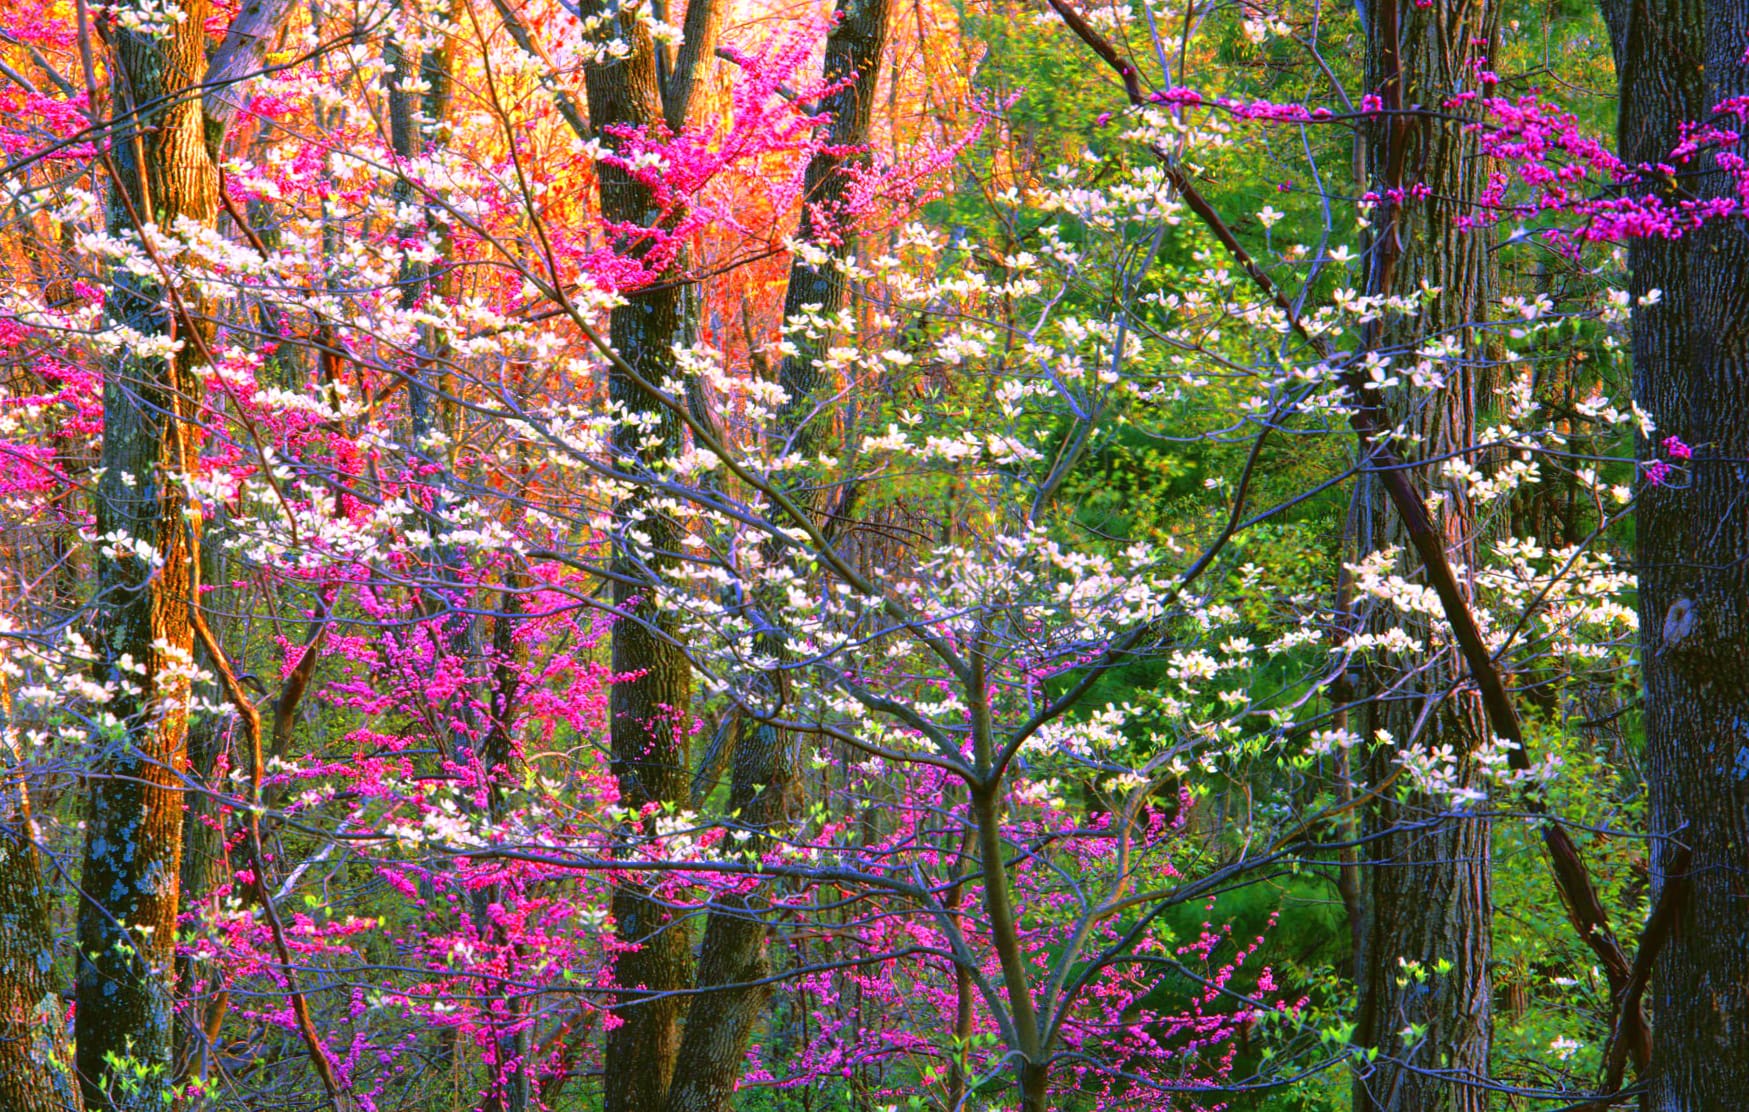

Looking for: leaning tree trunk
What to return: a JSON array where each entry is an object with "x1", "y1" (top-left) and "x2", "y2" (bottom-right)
[
  {"x1": 0, "y1": 677, "x2": 82, "y2": 1112},
  {"x1": 1351, "y1": 2, "x2": 1498, "y2": 1109},
  {"x1": 660, "y1": 4, "x2": 890, "y2": 1109},
  {"x1": 581, "y1": 9, "x2": 699, "y2": 1111},
  {"x1": 76, "y1": 2, "x2": 220, "y2": 1107},
  {"x1": 1603, "y1": 0, "x2": 1749, "y2": 1105}
]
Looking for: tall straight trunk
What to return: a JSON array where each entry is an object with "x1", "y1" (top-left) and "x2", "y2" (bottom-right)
[
  {"x1": 1352, "y1": 2, "x2": 1498, "y2": 1109},
  {"x1": 389, "y1": 0, "x2": 462, "y2": 463},
  {"x1": 0, "y1": 678, "x2": 82, "y2": 1112},
  {"x1": 388, "y1": 0, "x2": 476, "y2": 755},
  {"x1": 598, "y1": 242, "x2": 695, "y2": 1112},
  {"x1": 660, "y1": 5, "x2": 889, "y2": 1109},
  {"x1": 581, "y1": 10, "x2": 699, "y2": 1111},
  {"x1": 388, "y1": 15, "x2": 532, "y2": 1105},
  {"x1": 481, "y1": 1, "x2": 720, "y2": 1102},
  {"x1": 1603, "y1": 0, "x2": 1749, "y2": 1105},
  {"x1": 77, "y1": 2, "x2": 219, "y2": 1107}
]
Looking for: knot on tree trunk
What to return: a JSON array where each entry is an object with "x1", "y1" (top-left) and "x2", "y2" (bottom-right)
[{"x1": 1660, "y1": 591, "x2": 1749, "y2": 691}]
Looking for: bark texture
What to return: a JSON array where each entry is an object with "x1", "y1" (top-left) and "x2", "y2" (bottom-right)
[
  {"x1": 661, "y1": 5, "x2": 889, "y2": 1108},
  {"x1": 0, "y1": 680, "x2": 81, "y2": 1112},
  {"x1": 1352, "y1": 1, "x2": 1498, "y2": 1108},
  {"x1": 77, "y1": 4, "x2": 218, "y2": 1107},
  {"x1": 582, "y1": 10, "x2": 698, "y2": 1111},
  {"x1": 1605, "y1": 0, "x2": 1749, "y2": 1105}
]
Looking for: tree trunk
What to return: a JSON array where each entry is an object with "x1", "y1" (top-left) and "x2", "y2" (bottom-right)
[
  {"x1": 1352, "y1": 2, "x2": 1498, "y2": 1109},
  {"x1": 661, "y1": 4, "x2": 889, "y2": 1109},
  {"x1": 479, "y1": 575, "x2": 532, "y2": 1112},
  {"x1": 1604, "y1": 0, "x2": 1749, "y2": 1105},
  {"x1": 173, "y1": 526, "x2": 232, "y2": 1093},
  {"x1": 581, "y1": 11, "x2": 698, "y2": 1111},
  {"x1": 77, "y1": 3, "x2": 219, "y2": 1107},
  {"x1": 0, "y1": 678, "x2": 82, "y2": 1112}
]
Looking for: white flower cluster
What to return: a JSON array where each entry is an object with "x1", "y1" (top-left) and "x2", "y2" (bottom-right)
[{"x1": 100, "y1": 0, "x2": 188, "y2": 38}]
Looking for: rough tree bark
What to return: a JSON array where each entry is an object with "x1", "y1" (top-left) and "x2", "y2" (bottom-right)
[
  {"x1": 477, "y1": 2, "x2": 724, "y2": 1101},
  {"x1": 76, "y1": 1, "x2": 219, "y2": 1106},
  {"x1": 1602, "y1": 0, "x2": 1749, "y2": 1106},
  {"x1": 0, "y1": 678, "x2": 81, "y2": 1112},
  {"x1": 660, "y1": 3, "x2": 889, "y2": 1109},
  {"x1": 1351, "y1": 2, "x2": 1498, "y2": 1109},
  {"x1": 579, "y1": 6, "x2": 706, "y2": 1109},
  {"x1": 1039, "y1": 5, "x2": 1647, "y2": 1108}
]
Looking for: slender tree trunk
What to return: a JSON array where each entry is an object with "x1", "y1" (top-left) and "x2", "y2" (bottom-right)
[
  {"x1": 388, "y1": 17, "x2": 532, "y2": 1105},
  {"x1": 479, "y1": 574, "x2": 532, "y2": 1112},
  {"x1": 0, "y1": 678, "x2": 82, "y2": 1112},
  {"x1": 972, "y1": 772, "x2": 1047, "y2": 1110},
  {"x1": 77, "y1": 4, "x2": 219, "y2": 1107},
  {"x1": 388, "y1": 0, "x2": 461, "y2": 464},
  {"x1": 173, "y1": 526, "x2": 232, "y2": 1092},
  {"x1": 1352, "y1": 2, "x2": 1498, "y2": 1109},
  {"x1": 943, "y1": 827, "x2": 977, "y2": 1111},
  {"x1": 1604, "y1": 0, "x2": 1749, "y2": 1105},
  {"x1": 661, "y1": 4, "x2": 889, "y2": 1110},
  {"x1": 387, "y1": 0, "x2": 477, "y2": 769},
  {"x1": 581, "y1": 11, "x2": 698, "y2": 1110}
]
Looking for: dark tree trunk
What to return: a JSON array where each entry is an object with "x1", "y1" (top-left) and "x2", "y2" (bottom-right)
[
  {"x1": 77, "y1": 4, "x2": 219, "y2": 1107},
  {"x1": 487, "y1": 1, "x2": 723, "y2": 1102},
  {"x1": 0, "y1": 679, "x2": 82, "y2": 1112},
  {"x1": 1352, "y1": 2, "x2": 1498, "y2": 1109},
  {"x1": 582, "y1": 10, "x2": 699, "y2": 1111},
  {"x1": 661, "y1": 5, "x2": 889, "y2": 1109},
  {"x1": 598, "y1": 281, "x2": 696, "y2": 1112},
  {"x1": 1604, "y1": 0, "x2": 1749, "y2": 1105}
]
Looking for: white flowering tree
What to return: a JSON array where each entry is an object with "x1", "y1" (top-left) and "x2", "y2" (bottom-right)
[{"x1": 0, "y1": 1, "x2": 1691, "y2": 1110}]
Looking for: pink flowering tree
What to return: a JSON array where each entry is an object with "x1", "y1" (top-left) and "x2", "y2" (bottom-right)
[
  {"x1": 8, "y1": 0, "x2": 1736, "y2": 1110},
  {"x1": 3, "y1": 1, "x2": 1301, "y2": 1109}
]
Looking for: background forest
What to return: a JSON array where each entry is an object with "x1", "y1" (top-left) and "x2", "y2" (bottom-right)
[{"x1": 1, "y1": 0, "x2": 1744, "y2": 1109}]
